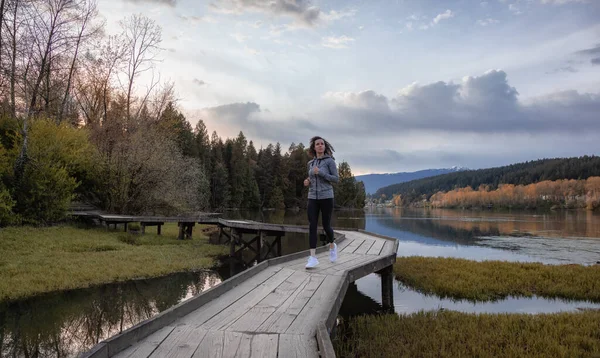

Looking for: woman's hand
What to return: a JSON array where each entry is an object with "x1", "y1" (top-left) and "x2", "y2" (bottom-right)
[
  {"x1": 313, "y1": 166, "x2": 319, "y2": 175},
  {"x1": 304, "y1": 178, "x2": 310, "y2": 187}
]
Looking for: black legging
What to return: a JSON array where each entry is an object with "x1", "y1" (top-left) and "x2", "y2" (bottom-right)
[{"x1": 308, "y1": 198, "x2": 335, "y2": 249}]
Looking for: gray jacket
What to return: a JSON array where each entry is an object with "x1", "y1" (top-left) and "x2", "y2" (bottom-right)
[{"x1": 307, "y1": 155, "x2": 339, "y2": 200}]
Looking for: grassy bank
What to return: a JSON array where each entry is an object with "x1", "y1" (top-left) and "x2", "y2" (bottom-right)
[
  {"x1": 394, "y1": 256, "x2": 600, "y2": 302},
  {"x1": 0, "y1": 223, "x2": 227, "y2": 301},
  {"x1": 335, "y1": 310, "x2": 600, "y2": 358}
]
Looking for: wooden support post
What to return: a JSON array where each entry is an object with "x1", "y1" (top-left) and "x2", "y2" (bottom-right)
[
  {"x1": 185, "y1": 223, "x2": 194, "y2": 239},
  {"x1": 256, "y1": 230, "x2": 263, "y2": 262},
  {"x1": 157, "y1": 224, "x2": 162, "y2": 235},
  {"x1": 230, "y1": 229, "x2": 236, "y2": 257},
  {"x1": 276, "y1": 235, "x2": 282, "y2": 257},
  {"x1": 378, "y1": 265, "x2": 394, "y2": 313},
  {"x1": 123, "y1": 222, "x2": 128, "y2": 232},
  {"x1": 178, "y1": 223, "x2": 185, "y2": 240},
  {"x1": 141, "y1": 223, "x2": 146, "y2": 235}
]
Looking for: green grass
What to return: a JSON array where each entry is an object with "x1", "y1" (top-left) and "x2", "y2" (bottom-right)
[
  {"x1": 394, "y1": 256, "x2": 600, "y2": 302},
  {"x1": 334, "y1": 310, "x2": 600, "y2": 358},
  {"x1": 0, "y1": 223, "x2": 227, "y2": 301}
]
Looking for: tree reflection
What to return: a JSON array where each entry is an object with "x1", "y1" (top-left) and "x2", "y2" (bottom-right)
[{"x1": 0, "y1": 270, "x2": 221, "y2": 357}]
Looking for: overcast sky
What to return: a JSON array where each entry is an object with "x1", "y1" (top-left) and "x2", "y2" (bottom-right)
[{"x1": 98, "y1": 0, "x2": 600, "y2": 174}]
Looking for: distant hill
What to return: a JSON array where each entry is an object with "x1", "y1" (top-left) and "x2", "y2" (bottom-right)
[
  {"x1": 356, "y1": 167, "x2": 466, "y2": 194},
  {"x1": 374, "y1": 155, "x2": 600, "y2": 205}
]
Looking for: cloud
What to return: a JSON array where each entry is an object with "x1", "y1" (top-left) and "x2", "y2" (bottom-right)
[
  {"x1": 193, "y1": 79, "x2": 206, "y2": 86},
  {"x1": 209, "y1": 0, "x2": 353, "y2": 28},
  {"x1": 540, "y1": 0, "x2": 588, "y2": 4},
  {"x1": 194, "y1": 70, "x2": 600, "y2": 172},
  {"x1": 432, "y1": 10, "x2": 454, "y2": 24},
  {"x1": 125, "y1": 0, "x2": 176, "y2": 6},
  {"x1": 322, "y1": 35, "x2": 355, "y2": 49},
  {"x1": 178, "y1": 15, "x2": 217, "y2": 24},
  {"x1": 509, "y1": 4, "x2": 522, "y2": 15},
  {"x1": 545, "y1": 66, "x2": 578, "y2": 74},
  {"x1": 592, "y1": 58, "x2": 600, "y2": 65},
  {"x1": 230, "y1": 33, "x2": 250, "y2": 43},
  {"x1": 575, "y1": 44, "x2": 600, "y2": 56},
  {"x1": 477, "y1": 18, "x2": 499, "y2": 26}
]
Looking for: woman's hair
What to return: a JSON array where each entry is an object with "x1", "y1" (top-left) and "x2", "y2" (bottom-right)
[{"x1": 308, "y1": 136, "x2": 335, "y2": 158}]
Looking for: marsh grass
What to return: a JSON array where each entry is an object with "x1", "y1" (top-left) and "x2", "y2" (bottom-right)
[
  {"x1": 394, "y1": 256, "x2": 600, "y2": 302},
  {"x1": 334, "y1": 310, "x2": 600, "y2": 358},
  {"x1": 0, "y1": 223, "x2": 227, "y2": 301}
]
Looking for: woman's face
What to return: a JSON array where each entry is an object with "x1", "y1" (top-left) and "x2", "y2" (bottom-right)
[{"x1": 314, "y1": 139, "x2": 325, "y2": 155}]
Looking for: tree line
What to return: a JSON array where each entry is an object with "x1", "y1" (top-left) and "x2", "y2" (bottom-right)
[
  {"x1": 375, "y1": 156, "x2": 600, "y2": 207},
  {"x1": 0, "y1": 5, "x2": 365, "y2": 225}
]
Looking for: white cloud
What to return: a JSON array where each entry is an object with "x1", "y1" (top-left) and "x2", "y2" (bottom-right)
[
  {"x1": 322, "y1": 35, "x2": 355, "y2": 49},
  {"x1": 509, "y1": 4, "x2": 522, "y2": 14},
  {"x1": 477, "y1": 18, "x2": 499, "y2": 26},
  {"x1": 433, "y1": 10, "x2": 454, "y2": 24},
  {"x1": 540, "y1": 0, "x2": 588, "y2": 4},
  {"x1": 230, "y1": 33, "x2": 250, "y2": 43},
  {"x1": 193, "y1": 78, "x2": 207, "y2": 86},
  {"x1": 209, "y1": 0, "x2": 353, "y2": 29}
]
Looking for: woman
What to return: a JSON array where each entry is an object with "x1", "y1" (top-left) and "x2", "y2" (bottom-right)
[{"x1": 303, "y1": 136, "x2": 339, "y2": 268}]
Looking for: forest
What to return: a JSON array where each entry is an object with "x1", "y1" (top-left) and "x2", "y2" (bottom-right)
[
  {"x1": 0, "y1": 1, "x2": 365, "y2": 225},
  {"x1": 375, "y1": 156, "x2": 600, "y2": 209}
]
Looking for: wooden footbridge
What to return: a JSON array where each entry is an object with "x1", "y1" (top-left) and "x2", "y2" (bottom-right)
[{"x1": 79, "y1": 217, "x2": 399, "y2": 358}]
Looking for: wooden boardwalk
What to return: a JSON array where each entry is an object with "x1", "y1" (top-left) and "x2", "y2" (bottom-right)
[{"x1": 82, "y1": 229, "x2": 398, "y2": 358}]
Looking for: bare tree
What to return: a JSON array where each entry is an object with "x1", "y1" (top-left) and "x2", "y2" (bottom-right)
[
  {"x1": 58, "y1": 0, "x2": 101, "y2": 123},
  {"x1": 119, "y1": 14, "x2": 161, "y2": 123}
]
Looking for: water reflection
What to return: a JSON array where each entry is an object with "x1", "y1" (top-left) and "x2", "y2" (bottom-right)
[
  {"x1": 354, "y1": 274, "x2": 600, "y2": 315},
  {"x1": 0, "y1": 271, "x2": 222, "y2": 358}
]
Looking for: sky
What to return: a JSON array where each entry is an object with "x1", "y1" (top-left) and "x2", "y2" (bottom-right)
[{"x1": 97, "y1": 0, "x2": 600, "y2": 175}]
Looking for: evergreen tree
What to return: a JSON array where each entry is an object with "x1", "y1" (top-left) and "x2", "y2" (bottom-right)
[
  {"x1": 193, "y1": 119, "x2": 210, "y2": 169},
  {"x1": 209, "y1": 131, "x2": 230, "y2": 209}
]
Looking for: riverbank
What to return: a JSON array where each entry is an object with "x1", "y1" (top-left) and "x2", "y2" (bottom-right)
[
  {"x1": 0, "y1": 223, "x2": 228, "y2": 301},
  {"x1": 394, "y1": 256, "x2": 600, "y2": 301},
  {"x1": 335, "y1": 309, "x2": 600, "y2": 357},
  {"x1": 334, "y1": 257, "x2": 600, "y2": 357}
]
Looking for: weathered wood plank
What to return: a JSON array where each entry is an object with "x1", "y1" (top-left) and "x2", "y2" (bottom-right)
[
  {"x1": 113, "y1": 326, "x2": 175, "y2": 358},
  {"x1": 250, "y1": 334, "x2": 278, "y2": 357},
  {"x1": 316, "y1": 322, "x2": 336, "y2": 358},
  {"x1": 148, "y1": 325, "x2": 206, "y2": 358},
  {"x1": 366, "y1": 240, "x2": 385, "y2": 255},
  {"x1": 222, "y1": 331, "x2": 243, "y2": 358},
  {"x1": 191, "y1": 330, "x2": 223, "y2": 358},
  {"x1": 278, "y1": 334, "x2": 318, "y2": 358},
  {"x1": 305, "y1": 253, "x2": 361, "y2": 274},
  {"x1": 180, "y1": 266, "x2": 282, "y2": 327},
  {"x1": 257, "y1": 274, "x2": 326, "y2": 333},
  {"x1": 353, "y1": 239, "x2": 375, "y2": 255},
  {"x1": 227, "y1": 271, "x2": 310, "y2": 332},
  {"x1": 285, "y1": 275, "x2": 340, "y2": 335},
  {"x1": 340, "y1": 238, "x2": 364, "y2": 254},
  {"x1": 318, "y1": 255, "x2": 378, "y2": 277},
  {"x1": 202, "y1": 269, "x2": 295, "y2": 330}
]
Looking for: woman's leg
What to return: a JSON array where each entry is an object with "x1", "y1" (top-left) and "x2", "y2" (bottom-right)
[
  {"x1": 320, "y1": 198, "x2": 335, "y2": 245},
  {"x1": 307, "y1": 199, "x2": 320, "y2": 253}
]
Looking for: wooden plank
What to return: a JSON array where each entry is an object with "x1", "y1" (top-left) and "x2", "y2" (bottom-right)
[
  {"x1": 180, "y1": 266, "x2": 282, "y2": 327},
  {"x1": 201, "y1": 269, "x2": 295, "y2": 330},
  {"x1": 278, "y1": 334, "x2": 318, "y2": 358},
  {"x1": 221, "y1": 331, "x2": 243, "y2": 358},
  {"x1": 113, "y1": 326, "x2": 175, "y2": 358},
  {"x1": 227, "y1": 271, "x2": 310, "y2": 332},
  {"x1": 340, "y1": 238, "x2": 364, "y2": 254},
  {"x1": 351, "y1": 239, "x2": 375, "y2": 255},
  {"x1": 257, "y1": 274, "x2": 326, "y2": 333},
  {"x1": 192, "y1": 330, "x2": 223, "y2": 358},
  {"x1": 285, "y1": 275, "x2": 340, "y2": 335},
  {"x1": 318, "y1": 255, "x2": 378, "y2": 277},
  {"x1": 316, "y1": 322, "x2": 336, "y2": 358},
  {"x1": 305, "y1": 253, "x2": 362, "y2": 274},
  {"x1": 366, "y1": 240, "x2": 385, "y2": 256},
  {"x1": 148, "y1": 325, "x2": 207, "y2": 358},
  {"x1": 250, "y1": 334, "x2": 278, "y2": 357}
]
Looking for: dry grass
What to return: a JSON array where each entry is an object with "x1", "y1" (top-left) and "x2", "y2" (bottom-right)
[
  {"x1": 394, "y1": 256, "x2": 600, "y2": 302},
  {"x1": 0, "y1": 223, "x2": 227, "y2": 301},
  {"x1": 335, "y1": 310, "x2": 600, "y2": 358}
]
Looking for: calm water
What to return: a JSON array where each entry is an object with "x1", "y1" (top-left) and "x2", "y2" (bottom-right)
[{"x1": 2, "y1": 208, "x2": 600, "y2": 357}]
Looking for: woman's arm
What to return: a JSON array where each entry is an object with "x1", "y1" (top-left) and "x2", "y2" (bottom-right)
[{"x1": 318, "y1": 159, "x2": 339, "y2": 183}]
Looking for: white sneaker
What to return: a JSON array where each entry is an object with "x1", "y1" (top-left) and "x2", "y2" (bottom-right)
[
  {"x1": 329, "y1": 243, "x2": 338, "y2": 263},
  {"x1": 305, "y1": 256, "x2": 319, "y2": 269}
]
